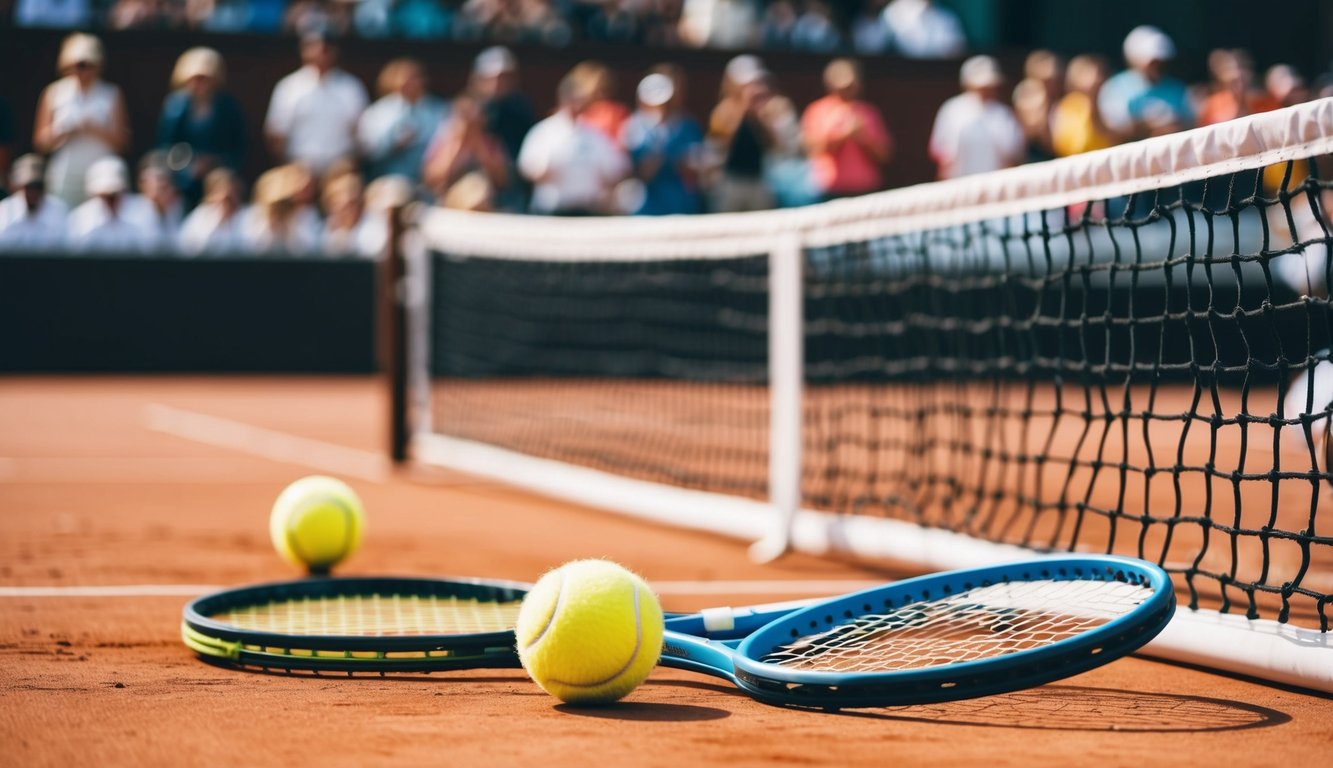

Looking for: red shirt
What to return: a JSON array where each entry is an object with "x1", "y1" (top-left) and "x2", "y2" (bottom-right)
[{"x1": 801, "y1": 96, "x2": 891, "y2": 195}]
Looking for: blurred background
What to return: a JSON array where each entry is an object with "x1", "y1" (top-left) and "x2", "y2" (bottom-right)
[{"x1": 1, "y1": 0, "x2": 1331, "y2": 374}]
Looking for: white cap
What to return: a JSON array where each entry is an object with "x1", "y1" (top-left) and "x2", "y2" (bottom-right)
[
  {"x1": 85, "y1": 156, "x2": 128, "y2": 196},
  {"x1": 725, "y1": 54, "x2": 767, "y2": 86},
  {"x1": 636, "y1": 73, "x2": 675, "y2": 107},
  {"x1": 474, "y1": 46, "x2": 517, "y2": 77},
  {"x1": 1123, "y1": 25, "x2": 1175, "y2": 67},
  {"x1": 960, "y1": 55, "x2": 1003, "y2": 89}
]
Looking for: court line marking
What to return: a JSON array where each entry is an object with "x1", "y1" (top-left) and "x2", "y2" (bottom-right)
[
  {"x1": 0, "y1": 580, "x2": 883, "y2": 599},
  {"x1": 142, "y1": 403, "x2": 390, "y2": 483}
]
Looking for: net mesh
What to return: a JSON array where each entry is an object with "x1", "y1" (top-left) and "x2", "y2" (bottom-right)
[
  {"x1": 411, "y1": 100, "x2": 1333, "y2": 633},
  {"x1": 213, "y1": 594, "x2": 523, "y2": 636},
  {"x1": 759, "y1": 579, "x2": 1152, "y2": 673}
]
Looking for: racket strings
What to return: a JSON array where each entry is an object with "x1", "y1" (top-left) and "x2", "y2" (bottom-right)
[
  {"x1": 759, "y1": 579, "x2": 1154, "y2": 673},
  {"x1": 214, "y1": 593, "x2": 524, "y2": 637}
]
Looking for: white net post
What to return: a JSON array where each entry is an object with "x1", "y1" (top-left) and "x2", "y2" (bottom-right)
[{"x1": 751, "y1": 232, "x2": 805, "y2": 563}]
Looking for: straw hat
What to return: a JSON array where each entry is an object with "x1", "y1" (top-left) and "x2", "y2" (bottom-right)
[
  {"x1": 172, "y1": 47, "x2": 225, "y2": 89},
  {"x1": 253, "y1": 165, "x2": 309, "y2": 206},
  {"x1": 57, "y1": 33, "x2": 104, "y2": 73}
]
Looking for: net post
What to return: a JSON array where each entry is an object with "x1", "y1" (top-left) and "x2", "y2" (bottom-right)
[
  {"x1": 379, "y1": 203, "x2": 410, "y2": 464},
  {"x1": 751, "y1": 232, "x2": 804, "y2": 564}
]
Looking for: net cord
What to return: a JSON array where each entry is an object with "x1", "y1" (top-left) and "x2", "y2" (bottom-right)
[{"x1": 417, "y1": 98, "x2": 1333, "y2": 261}]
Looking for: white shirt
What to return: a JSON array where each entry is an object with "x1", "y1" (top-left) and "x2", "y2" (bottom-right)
[
  {"x1": 239, "y1": 205, "x2": 324, "y2": 256},
  {"x1": 177, "y1": 202, "x2": 245, "y2": 256},
  {"x1": 518, "y1": 111, "x2": 629, "y2": 214},
  {"x1": 882, "y1": 0, "x2": 966, "y2": 59},
  {"x1": 0, "y1": 194, "x2": 69, "y2": 251},
  {"x1": 69, "y1": 195, "x2": 158, "y2": 253},
  {"x1": 929, "y1": 93, "x2": 1025, "y2": 179},
  {"x1": 121, "y1": 193, "x2": 183, "y2": 251},
  {"x1": 265, "y1": 66, "x2": 369, "y2": 174}
]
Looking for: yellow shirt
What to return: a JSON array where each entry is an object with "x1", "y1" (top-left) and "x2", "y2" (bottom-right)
[{"x1": 1051, "y1": 92, "x2": 1117, "y2": 157}]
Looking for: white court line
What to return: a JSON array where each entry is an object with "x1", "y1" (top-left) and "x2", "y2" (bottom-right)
[
  {"x1": 0, "y1": 580, "x2": 883, "y2": 599},
  {"x1": 143, "y1": 403, "x2": 390, "y2": 483}
]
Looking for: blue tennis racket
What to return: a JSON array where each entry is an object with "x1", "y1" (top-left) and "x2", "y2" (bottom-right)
[{"x1": 657, "y1": 555, "x2": 1174, "y2": 709}]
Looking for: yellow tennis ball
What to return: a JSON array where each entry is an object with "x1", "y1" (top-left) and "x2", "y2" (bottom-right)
[
  {"x1": 269, "y1": 476, "x2": 364, "y2": 574},
  {"x1": 515, "y1": 559, "x2": 664, "y2": 705}
]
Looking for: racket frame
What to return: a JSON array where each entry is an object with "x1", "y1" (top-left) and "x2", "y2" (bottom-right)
[
  {"x1": 182, "y1": 575, "x2": 531, "y2": 672},
  {"x1": 662, "y1": 555, "x2": 1175, "y2": 708}
]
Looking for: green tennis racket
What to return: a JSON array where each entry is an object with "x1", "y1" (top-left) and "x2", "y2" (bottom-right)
[{"x1": 182, "y1": 576, "x2": 530, "y2": 674}]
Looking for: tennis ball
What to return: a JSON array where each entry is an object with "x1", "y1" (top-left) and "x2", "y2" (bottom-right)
[
  {"x1": 515, "y1": 559, "x2": 664, "y2": 705},
  {"x1": 269, "y1": 475, "x2": 364, "y2": 574}
]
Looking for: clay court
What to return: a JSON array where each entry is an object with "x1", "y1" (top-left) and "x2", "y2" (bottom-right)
[{"x1": 1, "y1": 376, "x2": 1329, "y2": 767}]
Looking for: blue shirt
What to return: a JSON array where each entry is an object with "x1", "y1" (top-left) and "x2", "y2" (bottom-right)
[{"x1": 622, "y1": 112, "x2": 703, "y2": 216}]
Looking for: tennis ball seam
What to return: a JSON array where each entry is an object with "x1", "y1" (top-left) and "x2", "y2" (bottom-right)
[
  {"x1": 284, "y1": 493, "x2": 358, "y2": 567},
  {"x1": 539, "y1": 583, "x2": 646, "y2": 690},
  {"x1": 520, "y1": 567, "x2": 565, "y2": 653}
]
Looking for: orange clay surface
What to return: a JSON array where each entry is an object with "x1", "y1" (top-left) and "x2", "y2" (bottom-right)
[{"x1": 1, "y1": 376, "x2": 1329, "y2": 768}]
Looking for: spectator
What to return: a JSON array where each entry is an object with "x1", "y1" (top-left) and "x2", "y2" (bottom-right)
[
  {"x1": 850, "y1": 0, "x2": 891, "y2": 55},
  {"x1": 33, "y1": 34, "x2": 130, "y2": 207},
  {"x1": 679, "y1": 0, "x2": 758, "y2": 49},
  {"x1": 14, "y1": 0, "x2": 91, "y2": 27},
  {"x1": 156, "y1": 47, "x2": 247, "y2": 209},
  {"x1": 0, "y1": 155, "x2": 69, "y2": 251},
  {"x1": 469, "y1": 46, "x2": 537, "y2": 210},
  {"x1": 621, "y1": 71, "x2": 704, "y2": 215},
  {"x1": 881, "y1": 0, "x2": 965, "y2": 59},
  {"x1": 574, "y1": 62, "x2": 631, "y2": 147},
  {"x1": 928, "y1": 55, "x2": 1024, "y2": 179},
  {"x1": 790, "y1": 0, "x2": 842, "y2": 53},
  {"x1": 759, "y1": 0, "x2": 797, "y2": 49},
  {"x1": 284, "y1": 0, "x2": 352, "y2": 36},
  {"x1": 1051, "y1": 54, "x2": 1117, "y2": 157},
  {"x1": 586, "y1": 0, "x2": 646, "y2": 44},
  {"x1": 109, "y1": 0, "x2": 185, "y2": 28},
  {"x1": 517, "y1": 70, "x2": 630, "y2": 215},
  {"x1": 69, "y1": 156, "x2": 157, "y2": 252},
  {"x1": 708, "y1": 56, "x2": 777, "y2": 212},
  {"x1": 1013, "y1": 51, "x2": 1063, "y2": 164},
  {"x1": 123, "y1": 154, "x2": 185, "y2": 249},
  {"x1": 359, "y1": 175, "x2": 414, "y2": 254},
  {"x1": 801, "y1": 58, "x2": 892, "y2": 199},
  {"x1": 178, "y1": 168, "x2": 246, "y2": 255},
  {"x1": 1264, "y1": 65, "x2": 1311, "y2": 109},
  {"x1": 265, "y1": 31, "x2": 368, "y2": 176},
  {"x1": 422, "y1": 95, "x2": 509, "y2": 205},
  {"x1": 1098, "y1": 25, "x2": 1193, "y2": 140},
  {"x1": 320, "y1": 173, "x2": 369, "y2": 257},
  {"x1": 1197, "y1": 49, "x2": 1268, "y2": 126},
  {"x1": 240, "y1": 164, "x2": 323, "y2": 255},
  {"x1": 358, "y1": 58, "x2": 448, "y2": 181}
]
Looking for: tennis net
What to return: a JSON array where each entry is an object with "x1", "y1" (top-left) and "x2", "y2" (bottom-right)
[{"x1": 393, "y1": 98, "x2": 1333, "y2": 692}]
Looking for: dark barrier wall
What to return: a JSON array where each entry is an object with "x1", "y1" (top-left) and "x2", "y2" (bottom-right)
[
  {"x1": 0, "y1": 256, "x2": 377, "y2": 373},
  {"x1": 0, "y1": 27, "x2": 964, "y2": 189}
]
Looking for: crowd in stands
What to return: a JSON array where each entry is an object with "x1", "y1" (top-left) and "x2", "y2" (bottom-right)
[
  {"x1": 1, "y1": 22, "x2": 1330, "y2": 256},
  {"x1": 13, "y1": 0, "x2": 973, "y2": 58}
]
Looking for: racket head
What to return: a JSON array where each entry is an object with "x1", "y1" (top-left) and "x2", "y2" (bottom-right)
[
  {"x1": 182, "y1": 576, "x2": 530, "y2": 674},
  {"x1": 724, "y1": 556, "x2": 1174, "y2": 708}
]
